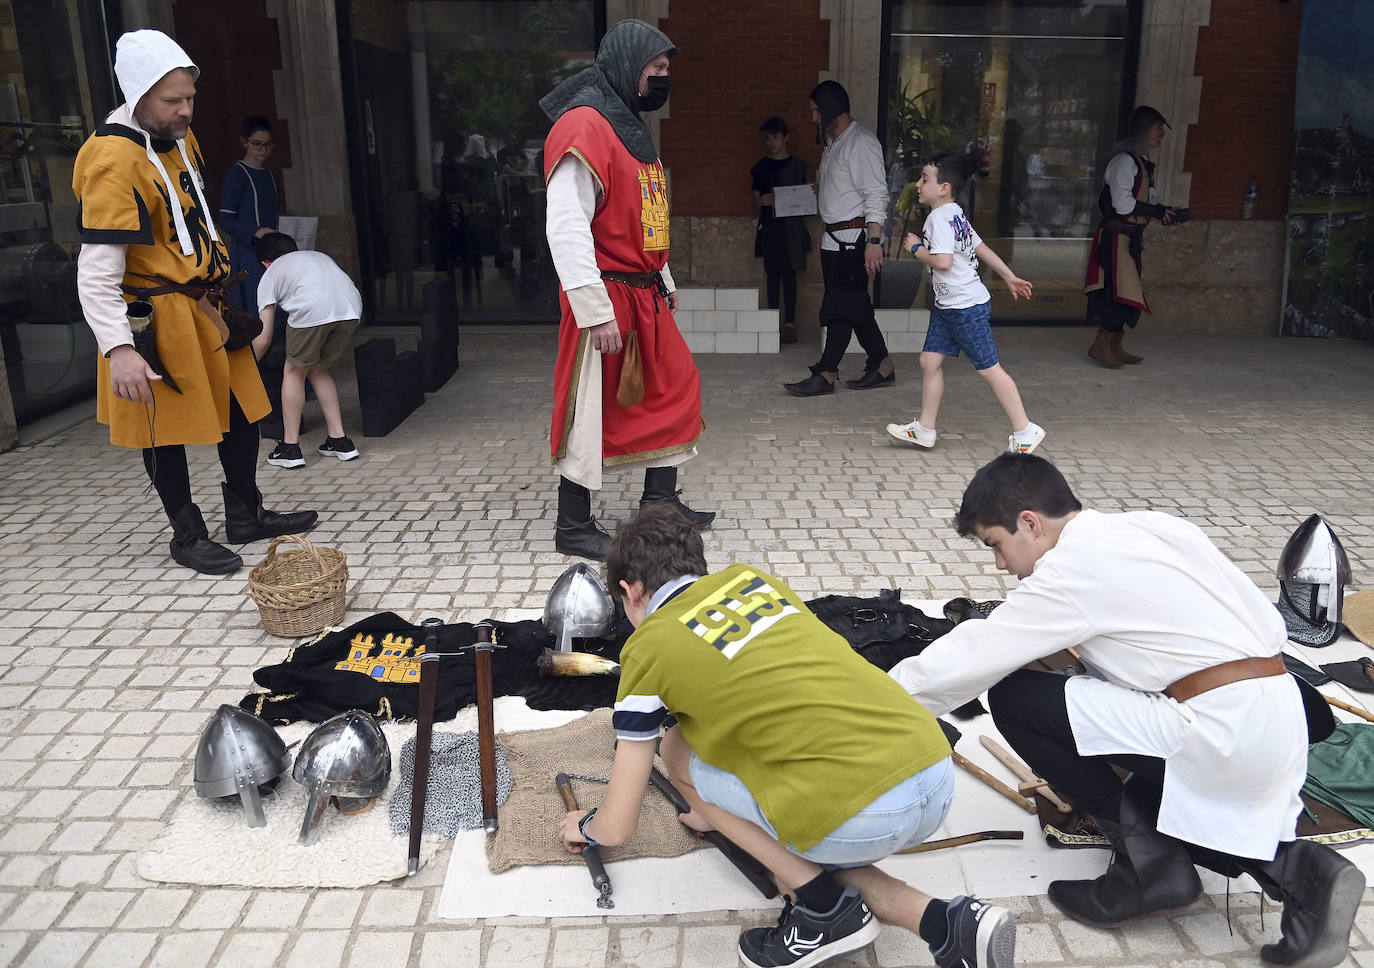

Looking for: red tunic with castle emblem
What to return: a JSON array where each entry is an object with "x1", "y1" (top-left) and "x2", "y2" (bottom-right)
[{"x1": 544, "y1": 106, "x2": 703, "y2": 466}]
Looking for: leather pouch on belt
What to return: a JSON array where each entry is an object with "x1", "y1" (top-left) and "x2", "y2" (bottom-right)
[{"x1": 616, "y1": 330, "x2": 644, "y2": 407}]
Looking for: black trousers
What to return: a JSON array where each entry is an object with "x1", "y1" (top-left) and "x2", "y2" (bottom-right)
[
  {"x1": 766, "y1": 271, "x2": 797, "y2": 327},
  {"x1": 1086, "y1": 290, "x2": 1142, "y2": 334},
  {"x1": 988, "y1": 668, "x2": 1254, "y2": 876},
  {"x1": 814, "y1": 248, "x2": 888, "y2": 375},
  {"x1": 142, "y1": 393, "x2": 260, "y2": 519}
]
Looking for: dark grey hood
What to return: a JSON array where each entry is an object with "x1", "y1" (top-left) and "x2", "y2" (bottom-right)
[{"x1": 539, "y1": 18, "x2": 676, "y2": 163}]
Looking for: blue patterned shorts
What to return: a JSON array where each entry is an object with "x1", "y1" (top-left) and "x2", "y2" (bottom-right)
[{"x1": 923, "y1": 300, "x2": 999, "y2": 370}]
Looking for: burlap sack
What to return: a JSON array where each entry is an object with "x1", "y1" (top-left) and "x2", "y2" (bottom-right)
[
  {"x1": 486, "y1": 709, "x2": 706, "y2": 873},
  {"x1": 1344, "y1": 589, "x2": 1374, "y2": 649}
]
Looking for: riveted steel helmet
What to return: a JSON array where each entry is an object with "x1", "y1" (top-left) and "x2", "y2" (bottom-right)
[
  {"x1": 292, "y1": 709, "x2": 391, "y2": 845},
  {"x1": 193, "y1": 705, "x2": 291, "y2": 828},
  {"x1": 545, "y1": 562, "x2": 614, "y2": 652},
  {"x1": 1277, "y1": 513, "x2": 1351, "y2": 647}
]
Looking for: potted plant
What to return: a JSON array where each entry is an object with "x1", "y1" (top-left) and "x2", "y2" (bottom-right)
[{"x1": 880, "y1": 82, "x2": 953, "y2": 308}]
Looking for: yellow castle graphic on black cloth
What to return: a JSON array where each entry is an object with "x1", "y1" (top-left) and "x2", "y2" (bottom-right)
[{"x1": 335, "y1": 632, "x2": 426, "y2": 683}]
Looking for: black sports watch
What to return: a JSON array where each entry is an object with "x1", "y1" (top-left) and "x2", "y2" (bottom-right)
[{"x1": 867, "y1": 236, "x2": 882, "y2": 245}]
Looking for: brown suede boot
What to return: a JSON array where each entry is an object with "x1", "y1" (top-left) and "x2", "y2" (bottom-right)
[
  {"x1": 1110, "y1": 331, "x2": 1143, "y2": 364},
  {"x1": 1088, "y1": 328, "x2": 1124, "y2": 368}
]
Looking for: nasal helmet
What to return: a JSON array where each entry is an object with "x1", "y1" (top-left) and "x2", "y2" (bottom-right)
[
  {"x1": 193, "y1": 705, "x2": 291, "y2": 828},
  {"x1": 292, "y1": 709, "x2": 391, "y2": 845},
  {"x1": 1276, "y1": 513, "x2": 1351, "y2": 647},
  {"x1": 544, "y1": 562, "x2": 614, "y2": 652}
]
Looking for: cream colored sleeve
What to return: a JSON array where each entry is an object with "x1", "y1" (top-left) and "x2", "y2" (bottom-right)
[
  {"x1": 546, "y1": 157, "x2": 616, "y2": 329},
  {"x1": 660, "y1": 263, "x2": 676, "y2": 294},
  {"x1": 77, "y1": 242, "x2": 133, "y2": 356}
]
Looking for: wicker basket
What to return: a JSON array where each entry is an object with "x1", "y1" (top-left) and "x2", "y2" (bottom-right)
[{"x1": 247, "y1": 534, "x2": 349, "y2": 638}]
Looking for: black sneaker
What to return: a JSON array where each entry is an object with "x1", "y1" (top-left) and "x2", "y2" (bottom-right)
[
  {"x1": 738, "y1": 886, "x2": 879, "y2": 968},
  {"x1": 267, "y1": 442, "x2": 306, "y2": 469},
  {"x1": 931, "y1": 895, "x2": 1015, "y2": 968},
  {"x1": 318, "y1": 436, "x2": 360, "y2": 461}
]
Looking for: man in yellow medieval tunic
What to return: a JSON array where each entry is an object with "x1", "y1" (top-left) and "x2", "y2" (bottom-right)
[{"x1": 74, "y1": 29, "x2": 315, "y2": 575}]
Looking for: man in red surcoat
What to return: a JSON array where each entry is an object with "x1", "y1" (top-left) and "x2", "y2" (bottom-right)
[{"x1": 540, "y1": 19, "x2": 712, "y2": 561}]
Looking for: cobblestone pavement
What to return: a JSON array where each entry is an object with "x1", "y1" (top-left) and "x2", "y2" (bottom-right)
[{"x1": 2, "y1": 324, "x2": 1372, "y2": 968}]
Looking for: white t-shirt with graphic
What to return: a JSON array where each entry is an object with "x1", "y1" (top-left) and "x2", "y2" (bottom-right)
[{"x1": 923, "y1": 202, "x2": 989, "y2": 310}]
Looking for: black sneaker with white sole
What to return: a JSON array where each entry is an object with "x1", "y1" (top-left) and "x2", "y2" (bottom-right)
[
  {"x1": 267, "y1": 442, "x2": 306, "y2": 469},
  {"x1": 931, "y1": 895, "x2": 1016, "y2": 968},
  {"x1": 318, "y1": 436, "x2": 360, "y2": 461},
  {"x1": 738, "y1": 886, "x2": 880, "y2": 968}
]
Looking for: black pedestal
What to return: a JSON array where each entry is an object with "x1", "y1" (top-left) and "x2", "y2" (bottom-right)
[
  {"x1": 419, "y1": 276, "x2": 459, "y2": 393},
  {"x1": 354, "y1": 338, "x2": 424, "y2": 437}
]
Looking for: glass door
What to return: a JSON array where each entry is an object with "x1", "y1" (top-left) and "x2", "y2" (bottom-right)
[
  {"x1": 881, "y1": 0, "x2": 1139, "y2": 320},
  {"x1": 342, "y1": 0, "x2": 601, "y2": 325}
]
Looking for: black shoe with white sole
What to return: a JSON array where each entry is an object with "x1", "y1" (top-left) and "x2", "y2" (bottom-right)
[
  {"x1": 931, "y1": 895, "x2": 1016, "y2": 968},
  {"x1": 267, "y1": 442, "x2": 306, "y2": 468},
  {"x1": 738, "y1": 887, "x2": 879, "y2": 968},
  {"x1": 318, "y1": 436, "x2": 360, "y2": 461}
]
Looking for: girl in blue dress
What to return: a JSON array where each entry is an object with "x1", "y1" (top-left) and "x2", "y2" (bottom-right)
[{"x1": 219, "y1": 115, "x2": 281, "y2": 311}]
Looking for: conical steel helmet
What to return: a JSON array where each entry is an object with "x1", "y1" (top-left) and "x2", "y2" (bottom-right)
[
  {"x1": 544, "y1": 562, "x2": 614, "y2": 652},
  {"x1": 1276, "y1": 513, "x2": 1351, "y2": 646},
  {"x1": 193, "y1": 705, "x2": 291, "y2": 828},
  {"x1": 292, "y1": 709, "x2": 391, "y2": 845}
]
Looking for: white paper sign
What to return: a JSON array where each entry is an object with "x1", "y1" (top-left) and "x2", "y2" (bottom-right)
[
  {"x1": 771, "y1": 184, "x2": 818, "y2": 218},
  {"x1": 277, "y1": 215, "x2": 319, "y2": 251}
]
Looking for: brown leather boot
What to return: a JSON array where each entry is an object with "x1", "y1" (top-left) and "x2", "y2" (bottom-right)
[
  {"x1": 1088, "y1": 328, "x2": 1124, "y2": 368},
  {"x1": 1110, "y1": 331, "x2": 1143, "y2": 364}
]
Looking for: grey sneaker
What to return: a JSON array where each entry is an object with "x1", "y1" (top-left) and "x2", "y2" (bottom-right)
[{"x1": 931, "y1": 895, "x2": 1016, "y2": 968}]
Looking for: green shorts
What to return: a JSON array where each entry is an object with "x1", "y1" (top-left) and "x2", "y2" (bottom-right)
[{"x1": 285, "y1": 319, "x2": 359, "y2": 369}]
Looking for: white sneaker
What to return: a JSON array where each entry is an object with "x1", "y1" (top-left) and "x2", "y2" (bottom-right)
[
  {"x1": 886, "y1": 420, "x2": 937, "y2": 448},
  {"x1": 1008, "y1": 423, "x2": 1046, "y2": 454}
]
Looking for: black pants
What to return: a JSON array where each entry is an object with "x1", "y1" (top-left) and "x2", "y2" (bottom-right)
[
  {"x1": 988, "y1": 669, "x2": 1165, "y2": 822},
  {"x1": 989, "y1": 668, "x2": 1269, "y2": 877},
  {"x1": 142, "y1": 393, "x2": 260, "y2": 519},
  {"x1": 814, "y1": 248, "x2": 888, "y2": 375},
  {"x1": 1086, "y1": 290, "x2": 1142, "y2": 334},
  {"x1": 766, "y1": 271, "x2": 797, "y2": 327}
]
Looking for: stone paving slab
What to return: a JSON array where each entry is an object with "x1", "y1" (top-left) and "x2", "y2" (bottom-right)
[{"x1": 1, "y1": 325, "x2": 1372, "y2": 967}]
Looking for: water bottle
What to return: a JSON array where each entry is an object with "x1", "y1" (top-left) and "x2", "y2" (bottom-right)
[{"x1": 1242, "y1": 177, "x2": 1258, "y2": 220}]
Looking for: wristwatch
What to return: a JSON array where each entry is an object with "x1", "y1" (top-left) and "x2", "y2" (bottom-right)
[
  {"x1": 867, "y1": 237, "x2": 882, "y2": 246},
  {"x1": 911, "y1": 241, "x2": 925, "y2": 254},
  {"x1": 578, "y1": 807, "x2": 599, "y2": 846}
]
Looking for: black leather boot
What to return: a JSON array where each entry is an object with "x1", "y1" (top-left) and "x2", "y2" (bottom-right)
[
  {"x1": 169, "y1": 504, "x2": 242, "y2": 574},
  {"x1": 555, "y1": 478, "x2": 610, "y2": 560},
  {"x1": 1236, "y1": 840, "x2": 1364, "y2": 968},
  {"x1": 221, "y1": 483, "x2": 319, "y2": 544},
  {"x1": 1048, "y1": 784, "x2": 1202, "y2": 926},
  {"x1": 640, "y1": 467, "x2": 715, "y2": 529}
]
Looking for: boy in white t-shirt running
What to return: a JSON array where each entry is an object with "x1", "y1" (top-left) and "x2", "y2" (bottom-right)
[
  {"x1": 251, "y1": 232, "x2": 362, "y2": 467},
  {"x1": 885, "y1": 153, "x2": 1044, "y2": 454}
]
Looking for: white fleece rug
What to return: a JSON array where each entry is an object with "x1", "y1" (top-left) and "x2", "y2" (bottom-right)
[
  {"x1": 137, "y1": 703, "x2": 574, "y2": 889},
  {"x1": 437, "y1": 607, "x2": 1374, "y2": 919}
]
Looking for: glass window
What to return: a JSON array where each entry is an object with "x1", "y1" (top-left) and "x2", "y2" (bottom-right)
[
  {"x1": 881, "y1": 0, "x2": 1137, "y2": 320},
  {"x1": 0, "y1": 0, "x2": 104, "y2": 425},
  {"x1": 344, "y1": 0, "x2": 599, "y2": 325}
]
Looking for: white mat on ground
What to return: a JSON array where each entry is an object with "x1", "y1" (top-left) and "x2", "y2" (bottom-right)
[
  {"x1": 137, "y1": 707, "x2": 529, "y2": 889},
  {"x1": 438, "y1": 605, "x2": 1374, "y2": 918}
]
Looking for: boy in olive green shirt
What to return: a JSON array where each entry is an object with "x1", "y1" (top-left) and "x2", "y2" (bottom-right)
[{"x1": 556, "y1": 503, "x2": 1016, "y2": 968}]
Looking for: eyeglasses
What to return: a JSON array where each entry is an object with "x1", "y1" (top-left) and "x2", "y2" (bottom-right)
[{"x1": 247, "y1": 139, "x2": 275, "y2": 149}]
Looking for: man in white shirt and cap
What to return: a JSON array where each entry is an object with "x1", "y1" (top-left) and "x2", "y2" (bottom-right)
[
  {"x1": 73, "y1": 29, "x2": 315, "y2": 575},
  {"x1": 889, "y1": 452, "x2": 1363, "y2": 968},
  {"x1": 784, "y1": 80, "x2": 895, "y2": 397}
]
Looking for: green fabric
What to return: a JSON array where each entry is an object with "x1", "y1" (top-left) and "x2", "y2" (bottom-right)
[
  {"x1": 1303, "y1": 722, "x2": 1374, "y2": 829},
  {"x1": 618, "y1": 564, "x2": 951, "y2": 851}
]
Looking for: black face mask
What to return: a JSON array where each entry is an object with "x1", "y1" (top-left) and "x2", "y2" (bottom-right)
[{"x1": 638, "y1": 75, "x2": 670, "y2": 112}]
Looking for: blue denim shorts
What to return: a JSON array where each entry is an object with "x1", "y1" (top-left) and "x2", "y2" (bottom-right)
[
  {"x1": 923, "y1": 301, "x2": 999, "y2": 370},
  {"x1": 689, "y1": 753, "x2": 955, "y2": 869}
]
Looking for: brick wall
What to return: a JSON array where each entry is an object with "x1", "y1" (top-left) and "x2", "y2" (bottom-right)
[
  {"x1": 660, "y1": 1, "x2": 830, "y2": 216},
  {"x1": 1184, "y1": 0, "x2": 1303, "y2": 221}
]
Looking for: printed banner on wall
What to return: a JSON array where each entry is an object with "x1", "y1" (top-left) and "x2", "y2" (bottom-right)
[{"x1": 1282, "y1": 0, "x2": 1374, "y2": 338}]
